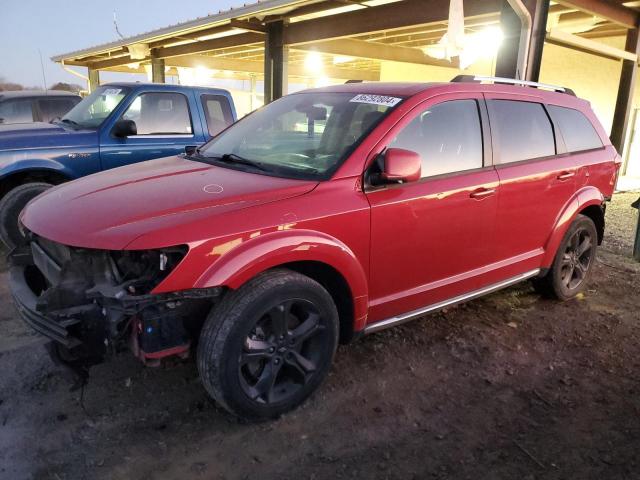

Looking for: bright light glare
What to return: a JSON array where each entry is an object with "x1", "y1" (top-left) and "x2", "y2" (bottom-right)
[
  {"x1": 424, "y1": 26, "x2": 504, "y2": 69},
  {"x1": 304, "y1": 51, "x2": 324, "y2": 74},
  {"x1": 333, "y1": 55, "x2": 355, "y2": 65}
]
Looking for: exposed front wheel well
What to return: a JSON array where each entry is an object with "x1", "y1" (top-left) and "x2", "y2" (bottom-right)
[
  {"x1": 280, "y1": 261, "x2": 355, "y2": 344},
  {"x1": 578, "y1": 204, "x2": 605, "y2": 245},
  {"x1": 0, "y1": 170, "x2": 70, "y2": 202}
]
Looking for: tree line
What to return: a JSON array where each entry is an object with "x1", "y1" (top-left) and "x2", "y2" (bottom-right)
[{"x1": 0, "y1": 77, "x2": 83, "y2": 93}]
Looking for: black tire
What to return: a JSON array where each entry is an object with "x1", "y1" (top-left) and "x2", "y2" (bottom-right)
[
  {"x1": 0, "y1": 182, "x2": 52, "y2": 249},
  {"x1": 197, "y1": 269, "x2": 339, "y2": 421},
  {"x1": 533, "y1": 214, "x2": 598, "y2": 301}
]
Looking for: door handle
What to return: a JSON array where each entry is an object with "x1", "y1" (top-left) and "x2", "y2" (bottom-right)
[
  {"x1": 470, "y1": 188, "x2": 496, "y2": 199},
  {"x1": 556, "y1": 171, "x2": 575, "y2": 180}
]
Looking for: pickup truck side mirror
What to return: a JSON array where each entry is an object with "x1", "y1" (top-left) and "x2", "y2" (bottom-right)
[
  {"x1": 380, "y1": 148, "x2": 422, "y2": 183},
  {"x1": 112, "y1": 119, "x2": 137, "y2": 138}
]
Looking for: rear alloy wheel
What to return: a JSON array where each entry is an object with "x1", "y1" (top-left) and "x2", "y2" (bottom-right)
[
  {"x1": 0, "y1": 182, "x2": 52, "y2": 249},
  {"x1": 534, "y1": 214, "x2": 598, "y2": 300},
  {"x1": 197, "y1": 269, "x2": 339, "y2": 420}
]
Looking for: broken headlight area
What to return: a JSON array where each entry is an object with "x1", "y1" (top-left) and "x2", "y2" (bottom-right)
[{"x1": 10, "y1": 236, "x2": 222, "y2": 367}]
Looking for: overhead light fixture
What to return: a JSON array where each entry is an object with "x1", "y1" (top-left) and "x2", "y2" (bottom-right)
[{"x1": 304, "y1": 51, "x2": 324, "y2": 75}]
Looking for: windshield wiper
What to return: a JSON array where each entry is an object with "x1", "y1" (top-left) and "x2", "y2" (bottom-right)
[
  {"x1": 59, "y1": 118, "x2": 79, "y2": 127},
  {"x1": 215, "y1": 153, "x2": 268, "y2": 172}
]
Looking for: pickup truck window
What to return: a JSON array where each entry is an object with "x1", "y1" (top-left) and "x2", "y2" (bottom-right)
[
  {"x1": 199, "y1": 92, "x2": 399, "y2": 180},
  {"x1": 0, "y1": 99, "x2": 34, "y2": 124},
  {"x1": 122, "y1": 92, "x2": 192, "y2": 135},
  {"x1": 201, "y1": 94, "x2": 234, "y2": 136},
  {"x1": 37, "y1": 97, "x2": 80, "y2": 123},
  {"x1": 61, "y1": 86, "x2": 130, "y2": 129}
]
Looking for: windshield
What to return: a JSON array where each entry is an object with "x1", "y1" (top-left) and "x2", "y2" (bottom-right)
[
  {"x1": 199, "y1": 92, "x2": 402, "y2": 180},
  {"x1": 60, "y1": 86, "x2": 130, "y2": 129}
]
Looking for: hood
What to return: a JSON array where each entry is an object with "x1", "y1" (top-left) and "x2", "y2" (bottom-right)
[
  {"x1": 22, "y1": 156, "x2": 317, "y2": 250},
  {"x1": 0, "y1": 122, "x2": 97, "y2": 152}
]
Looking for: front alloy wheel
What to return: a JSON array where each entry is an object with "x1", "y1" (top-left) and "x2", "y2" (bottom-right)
[{"x1": 198, "y1": 269, "x2": 339, "y2": 420}]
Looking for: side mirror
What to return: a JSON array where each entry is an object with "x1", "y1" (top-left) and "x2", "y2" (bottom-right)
[
  {"x1": 380, "y1": 148, "x2": 421, "y2": 183},
  {"x1": 112, "y1": 119, "x2": 137, "y2": 138}
]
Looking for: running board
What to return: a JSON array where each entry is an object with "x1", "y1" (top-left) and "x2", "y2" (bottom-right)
[{"x1": 364, "y1": 269, "x2": 540, "y2": 334}]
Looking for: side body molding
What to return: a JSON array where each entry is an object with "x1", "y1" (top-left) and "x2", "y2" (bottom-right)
[
  {"x1": 194, "y1": 229, "x2": 370, "y2": 331},
  {"x1": 541, "y1": 186, "x2": 604, "y2": 267}
]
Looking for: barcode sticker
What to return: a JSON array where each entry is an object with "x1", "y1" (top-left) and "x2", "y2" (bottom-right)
[{"x1": 349, "y1": 94, "x2": 402, "y2": 107}]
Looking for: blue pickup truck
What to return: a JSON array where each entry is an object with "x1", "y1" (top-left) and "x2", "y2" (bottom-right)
[{"x1": 0, "y1": 82, "x2": 236, "y2": 247}]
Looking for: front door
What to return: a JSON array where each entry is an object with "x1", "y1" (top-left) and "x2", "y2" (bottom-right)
[
  {"x1": 366, "y1": 95, "x2": 499, "y2": 323},
  {"x1": 100, "y1": 91, "x2": 202, "y2": 170}
]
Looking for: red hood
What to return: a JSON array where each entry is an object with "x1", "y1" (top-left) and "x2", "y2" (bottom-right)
[{"x1": 22, "y1": 156, "x2": 317, "y2": 250}]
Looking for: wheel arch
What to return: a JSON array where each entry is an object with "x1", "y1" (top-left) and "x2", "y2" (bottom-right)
[
  {"x1": 541, "y1": 186, "x2": 605, "y2": 267},
  {"x1": 193, "y1": 230, "x2": 369, "y2": 339},
  {"x1": 0, "y1": 166, "x2": 72, "y2": 202}
]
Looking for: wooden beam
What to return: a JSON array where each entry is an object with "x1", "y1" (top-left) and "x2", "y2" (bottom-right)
[
  {"x1": 153, "y1": 32, "x2": 264, "y2": 59},
  {"x1": 284, "y1": 0, "x2": 501, "y2": 45},
  {"x1": 611, "y1": 28, "x2": 640, "y2": 155},
  {"x1": 293, "y1": 38, "x2": 458, "y2": 68},
  {"x1": 228, "y1": 19, "x2": 266, "y2": 33},
  {"x1": 546, "y1": 28, "x2": 638, "y2": 60},
  {"x1": 554, "y1": 0, "x2": 639, "y2": 28},
  {"x1": 165, "y1": 55, "x2": 379, "y2": 81}
]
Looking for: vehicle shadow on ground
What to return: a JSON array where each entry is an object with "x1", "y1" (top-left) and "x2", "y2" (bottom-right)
[{"x1": 2, "y1": 259, "x2": 639, "y2": 480}]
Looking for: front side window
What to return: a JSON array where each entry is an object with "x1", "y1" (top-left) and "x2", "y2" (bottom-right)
[
  {"x1": 61, "y1": 86, "x2": 129, "y2": 129},
  {"x1": 0, "y1": 99, "x2": 34, "y2": 124},
  {"x1": 199, "y1": 92, "x2": 400, "y2": 180},
  {"x1": 122, "y1": 92, "x2": 192, "y2": 135},
  {"x1": 201, "y1": 95, "x2": 234, "y2": 137},
  {"x1": 488, "y1": 100, "x2": 555, "y2": 164},
  {"x1": 390, "y1": 99, "x2": 483, "y2": 178},
  {"x1": 548, "y1": 105, "x2": 603, "y2": 153}
]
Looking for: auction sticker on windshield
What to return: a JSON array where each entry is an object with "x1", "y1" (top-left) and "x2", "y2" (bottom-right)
[
  {"x1": 103, "y1": 88, "x2": 122, "y2": 96},
  {"x1": 349, "y1": 94, "x2": 402, "y2": 107}
]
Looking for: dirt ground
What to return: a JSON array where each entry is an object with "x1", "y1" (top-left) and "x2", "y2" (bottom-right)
[{"x1": 1, "y1": 193, "x2": 639, "y2": 480}]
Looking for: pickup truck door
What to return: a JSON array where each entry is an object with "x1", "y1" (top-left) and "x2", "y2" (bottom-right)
[{"x1": 99, "y1": 90, "x2": 206, "y2": 170}]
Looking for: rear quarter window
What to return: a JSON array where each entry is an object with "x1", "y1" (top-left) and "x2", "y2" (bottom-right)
[
  {"x1": 487, "y1": 100, "x2": 556, "y2": 164},
  {"x1": 201, "y1": 94, "x2": 234, "y2": 137},
  {"x1": 547, "y1": 105, "x2": 603, "y2": 153}
]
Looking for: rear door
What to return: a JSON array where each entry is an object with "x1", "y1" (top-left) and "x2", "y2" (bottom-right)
[
  {"x1": 485, "y1": 94, "x2": 577, "y2": 279},
  {"x1": 99, "y1": 90, "x2": 204, "y2": 170},
  {"x1": 366, "y1": 94, "x2": 499, "y2": 322}
]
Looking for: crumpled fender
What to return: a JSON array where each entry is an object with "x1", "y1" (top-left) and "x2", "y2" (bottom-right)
[
  {"x1": 541, "y1": 186, "x2": 604, "y2": 267},
  {"x1": 194, "y1": 229, "x2": 369, "y2": 331}
]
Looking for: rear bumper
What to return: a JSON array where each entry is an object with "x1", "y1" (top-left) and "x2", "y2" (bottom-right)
[{"x1": 9, "y1": 259, "x2": 82, "y2": 348}]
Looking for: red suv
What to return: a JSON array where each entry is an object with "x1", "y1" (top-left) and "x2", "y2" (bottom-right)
[{"x1": 9, "y1": 77, "x2": 620, "y2": 420}]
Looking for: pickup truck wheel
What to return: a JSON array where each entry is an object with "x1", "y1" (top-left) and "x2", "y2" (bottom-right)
[
  {"x1": 197, "y1": 269, "x2": 339, "y2": 421},
  {"x1": 534, "y1": 214, "x2": 598, "y2": 301},
  {"x1": 0, "y1": 182, "x2": 52, "y2": 249}
]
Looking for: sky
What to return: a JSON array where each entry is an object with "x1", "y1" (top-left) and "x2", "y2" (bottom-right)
[{"x1": 0, "y1": 0, "x2": 243, "y2": 88}]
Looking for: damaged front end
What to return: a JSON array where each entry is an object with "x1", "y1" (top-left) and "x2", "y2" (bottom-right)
[{"x1": 9, "y1": 235, "x2": 221, "y2": 366}]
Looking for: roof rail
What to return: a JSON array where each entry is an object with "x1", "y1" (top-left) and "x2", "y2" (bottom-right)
[{"x1": 450, "y1": 75, "x2": 576, "y2": 96}]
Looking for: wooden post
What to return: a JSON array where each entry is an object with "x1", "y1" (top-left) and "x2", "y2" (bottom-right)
[
  {"x1": 610, "y1": 28, "x2": 640, "y2": 154},
  {"x1": 264, "y1": 20, "x2": 288, "y2": 104},
  {"x1": 88, "y1": 68, "x2": 100, "y2": 93},
  {"x1": 526, "y1": 0, "x2": 549, "y2": 82},
  {"x1": 151, "y1": 58, "x2": 166, "y2": 83},
  {"x1": 495, "y1": 1, "x2": 522, "y2": 78}
]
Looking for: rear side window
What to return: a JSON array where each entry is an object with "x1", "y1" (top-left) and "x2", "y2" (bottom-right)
[
  {"x1": 488, "y1": 100, "x2": 555, "y2": 164},
  {"x1": 548, "y1": 105, "x2": 603, "y2": 153},
  {"x1": 122, "y1": 92, "x2": 192, "y2": 135},
  {"x1": 390, "y1": 99, "x2": 483, "y2": 178},
  {"x1": 201, "y1": 95, "x2": 234, "y2": 137},
  {"x1": 0, "y1": 99, "x2": 34, "y2": 124},
  {"x1": 37, "y1": 97, "x2": 80, "y2": 122}
]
